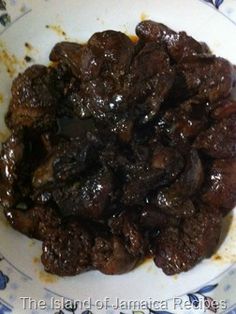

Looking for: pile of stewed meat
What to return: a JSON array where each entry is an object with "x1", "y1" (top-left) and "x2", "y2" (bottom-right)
[{"x1": 0, "y1": 20, "x2": 236, "y2": 276}]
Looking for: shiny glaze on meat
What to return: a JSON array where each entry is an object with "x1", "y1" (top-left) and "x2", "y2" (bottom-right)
[{"x1": 1, "y1": 20, "x2": 236, "y2": 276}]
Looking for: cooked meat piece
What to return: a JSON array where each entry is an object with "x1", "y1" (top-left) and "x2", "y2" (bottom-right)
[
  {"x1": 42, "y1": 221, "x2": 92, "y2": 276},
  {"x1": 53, "y1": 139, "x2": 99, "y2": 182},
  {"x1": 88, "y1": 30, "x2": 134, "y2": 77},
  {"x1": 201, "y1": 159, "x2": 236, "y2": 216},
  {"x1": 6, "y1": 65, "x2": 58, "y2": 130},
  {"x1": 123, "y1": 145, "x2": 185, "y2": 205},
  {"x1": 153, "y1": 205, "x2": 222, "y2": 275},
  {"x1": 0, "y1": 129, "x2": 50, "y2": 208},
  {"x1": 177, "y1": 55, "x2": 235, "y2": 102},
  {"x1": 130, "y1": 42, "x2": 170, "y2": 81},
  {"x1": 50, "y1": 41, "x2": 120, "y2": 84},
  {"x1": 92, "y1": 236, "x2": 137, "y2": 275},
  {"x1": 49, "y1": 42, "x2": 83, "y2": 79},
  {"x1": 109, "y1": 211, "x2": 146, "y2": 256},
  {"x1": 122, "y1": 163, "x2": 164, "y2": 205},
  {"x1": 136, "y1": 20, "x2": 208, "y2": 62},
  {"x1": 129, "y1": 42, "x2": 175, "y2": 122},
  {"x1": 4, "y1": 206, "x2": 61, "y2": 240},
  {"x1": 157, "y1": 105, "x2": 208, "y2": 149},
  {"x1": 152, "y1": 149, "x2": 203, "y2": 217},
  {"x1": 165, "y1": 148, "x2": 202, "y2": 196},
  {"x1": 136, "y1": 20, "x2": 176, "y2": 43},
  {"x1": 52, "y1": 167, "x2": 114, "y2": 219},
  {"x1": 194, "y1": 114, "x2": 236, "y2": 158},
  {"x1": 0, "y1": 131, "x2": 24, "y2": 208},
  {"x1": 32, "y1": 137, "x2": 100, "y2": 189}
]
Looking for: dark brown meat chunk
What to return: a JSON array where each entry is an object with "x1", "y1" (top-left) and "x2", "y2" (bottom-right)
[
  {"x1": 6, "y1": 65, "x2": 58, "y2": 130},
  {"x1": 194, "y1": 114, "x2": 236, "y2": 158},
  {"x1": 136, "y1": 20, "x2": 208, "y2": 62},
  {"x1": 122, "y1": 162, "x2": 164, "y2": 205},
  {"x1": 109, "y1": 211, "x2": 146, "y2": 256},
  {"x1": 122, "y1": 144, "x2": 184, "y2": 206},
  {"x1": 88, "y1": 30, "x2": 134, "y2": 77},
  {"x1": 92, "y1": 236, "x2": 137, "y2": 275},
  {"x1": 4, "y1": 206, "x2": 61, "y2": 240},
  {"x1": 49, "y1": 42, "x2": 83, "y2": 79},
  {"x1": 0, "y1": 131, "x2": 25, "y2": 208},
  {"x1": 157, "y1": 103, "x2": 208, "y2": 150},
  {"x1": 50, "y1": 41, "x2": 106, "y2": 83},
  {"x1": 32, "y1": 136, "x2": 100, "y2": 189},
  {"x1": 136, "y1": 21, "x2": 176, "y2": 43},
  {"x1": 52, "y1": 167, "x2": 114, "y2": 219},
  {"x1": 201, "y1": 159, "x2": 236, "y2": 216},
  {"x1": 153, "y1": 205, "x2": 222, "y2": 275},
  {"x1": 129, "y1": 43, "x2": 175, "y2": 122},
  {"x1": 152, "y1": 149, "x2": 203, "y2": 217},
  {"x1": 42, "y1": 221, "x2": 92, "y2": 276},
  {"x1": 177, "y1": 55, "x2": 234, "y2": 102}
]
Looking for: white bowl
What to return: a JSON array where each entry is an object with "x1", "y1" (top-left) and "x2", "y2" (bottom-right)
[{"x1": 0, "y1": 0, "x2": 236, "y2": 313}]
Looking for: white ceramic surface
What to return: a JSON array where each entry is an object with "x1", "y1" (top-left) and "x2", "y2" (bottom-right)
[{"x1": 0, "y1": 1, "x2": 236, "y2": 313}]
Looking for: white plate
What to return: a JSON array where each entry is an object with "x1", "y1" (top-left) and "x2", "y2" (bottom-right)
[{"x1": 0, "y1": 0, "x2": 236, "y2": 313}]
